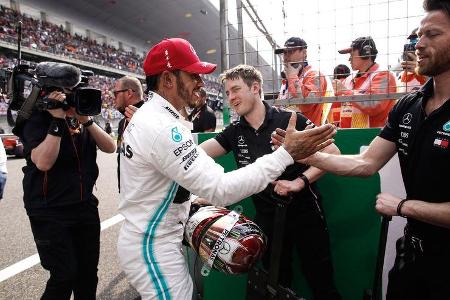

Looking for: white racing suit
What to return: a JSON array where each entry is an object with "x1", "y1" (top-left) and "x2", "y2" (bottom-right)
[{"x1": 117, "y1": 92, "x2": 294, "y2": 300}]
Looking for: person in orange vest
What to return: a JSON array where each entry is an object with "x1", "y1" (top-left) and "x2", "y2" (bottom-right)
[
  {"x1": 328, "y1": 64, "x2": 351, "y2": 127},
  {"x1": 398, "y1": 28, "x2": 428, "y2": 93},
  {"x1": 333, "y1": 36, "x2": 397, "y2": 128},
  {"x1": 276, "y1": 37, "x2": 328, "y2": 126}
]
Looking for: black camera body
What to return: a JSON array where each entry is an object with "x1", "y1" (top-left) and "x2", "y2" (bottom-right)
[
  {"x1": 402, "y1": 43, "x2": 416, "y2": 61},
  {"x1": 7, "y1": 63, "x2": 102, "y2": 116}
]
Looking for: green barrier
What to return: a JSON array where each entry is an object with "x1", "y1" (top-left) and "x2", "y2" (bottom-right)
[{"x1": 197, "y1": 128, "x2": 382, "y2": 300}]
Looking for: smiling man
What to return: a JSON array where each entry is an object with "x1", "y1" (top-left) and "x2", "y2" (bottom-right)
[
  {"x1": 116, "y1": 38, "x2": 337, "y2": 299},
  {"x1": 200, "y1": 64, "x2": 341, "y2": 299}
]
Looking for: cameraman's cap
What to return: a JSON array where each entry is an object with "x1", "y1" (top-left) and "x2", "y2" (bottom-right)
[
  {"x1": 274, "y1": 37, "x2": 307, "y2": 54},
  {"x1": 143, "y1": 38, "x2": 216, "y2": 76},
  {"x1": 338, "y1": 36, "x2": 378, "y2": 55}
]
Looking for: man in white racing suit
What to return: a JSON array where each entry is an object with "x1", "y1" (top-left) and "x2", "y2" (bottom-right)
[{"x1": 117, "y1": 37, "x2": 336, "y2": 300}]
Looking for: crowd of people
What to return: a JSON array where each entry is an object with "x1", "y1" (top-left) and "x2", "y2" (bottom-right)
[{"x1": 0, "y1": 5, "x2": 142, "y2": 74}]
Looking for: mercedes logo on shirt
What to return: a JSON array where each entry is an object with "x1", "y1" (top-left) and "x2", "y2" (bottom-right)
[
  {"x1": 402, "y1": 113, "x2": 412, "y2": 125},
  {"x1": 238, "y1": 135, "x2": 245, "y2": 145}
]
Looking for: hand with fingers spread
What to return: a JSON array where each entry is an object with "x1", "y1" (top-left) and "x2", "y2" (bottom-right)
[{"x1": 279, "y1": 112, "x2": 336, "y2": 161}]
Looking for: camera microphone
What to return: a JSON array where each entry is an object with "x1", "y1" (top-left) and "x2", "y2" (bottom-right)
[{"x1": 35, "y1": 62, "x2": 81, "y2": 88}]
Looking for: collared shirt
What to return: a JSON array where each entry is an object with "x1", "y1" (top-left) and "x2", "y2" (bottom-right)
[
  {"x1": 379, "y1": 79, "x2": 450, "y2": 241},
  {"x1": 215, "y1": 102, "x2": 319, "y2": 213}
]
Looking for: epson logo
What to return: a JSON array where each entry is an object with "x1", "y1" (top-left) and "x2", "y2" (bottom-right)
[{"x1": 173, "y1": 139, "x2": 193, "y2": 156}]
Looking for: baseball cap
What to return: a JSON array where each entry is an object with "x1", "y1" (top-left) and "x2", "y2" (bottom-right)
[
  {"x1": 274, "y1": 37, "x2": 308, "y2": 54},
  {"x1": 338, "y1": 36, "x2": 378, "y2": 55},
  {"x1": 143, "y1": 38, "x2": 216, "y2": 76}
]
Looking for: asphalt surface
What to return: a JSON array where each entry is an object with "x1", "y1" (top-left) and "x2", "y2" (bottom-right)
[{"x1": 0, "y1": 151, "x2": 140, "y2": 300}]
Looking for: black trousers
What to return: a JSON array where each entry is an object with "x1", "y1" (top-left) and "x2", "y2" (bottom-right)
[
  {"x1": 29, "y1": 214, "x2": 100, "y2": 300},
  {"x1": 386, "y1": 236, "x2": 450, "y2": 300},
  {"x1": 255, "y1": 200, "x2": 341, "y2": 300}
]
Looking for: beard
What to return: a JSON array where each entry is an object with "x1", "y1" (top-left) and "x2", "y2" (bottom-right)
[
  {"x1": 417, "y1": 44, "x2": 450, "y2": 76},
  {"x1": 176, "y1": 75, "x2": 196, "y2": 108}
]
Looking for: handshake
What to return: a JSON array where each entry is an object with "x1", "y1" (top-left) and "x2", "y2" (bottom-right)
[{"x1": 272, "y1": 112, "x2": 336, "y2": 161}]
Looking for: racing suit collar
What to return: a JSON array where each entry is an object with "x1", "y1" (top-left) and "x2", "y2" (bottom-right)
[{"x1": 151, "y1": 92, "x2": 183, "y2": 120}]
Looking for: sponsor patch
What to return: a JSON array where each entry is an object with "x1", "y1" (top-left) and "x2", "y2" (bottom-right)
[
  {"x1": 443, "y1": 120, "x2": 450, "y2": 132},
  {"x1": 171, "y1": 127, "x2": 182, "y2": 142},
  {"x1": 433, "y1": 138, "x2": 449, "y2": 149}
]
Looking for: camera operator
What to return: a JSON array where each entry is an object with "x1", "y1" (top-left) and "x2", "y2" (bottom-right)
[{"x1": 17, "y1": 89, "x2": 115, "y2": 299}]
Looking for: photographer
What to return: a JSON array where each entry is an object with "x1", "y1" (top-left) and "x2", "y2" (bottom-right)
[
  {"x1": 398, "y1": 28, "x2": 427, "y2": 93},
  {"x1": 17, "y1": 89, "x2": 115, "y2": 299}
]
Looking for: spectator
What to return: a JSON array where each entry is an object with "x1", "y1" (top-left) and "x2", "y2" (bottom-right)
[
  {"x1": 334, "y1": 36, "x2": 397, "y2": 128},
  {"x1": 398, "y1": 28, "x2": 428, "y2": 93},
  {"x1": 328, "y1": 64, "x2": 351, "y2": 126},
  {"x1": 116, "y1": 37, "x2": 336, "y2": 299},
  {"x1": 200, "y1": 64, "x2": 342, "y2": 299},
  {"x1": 104, "y1": 122, "x2": 112, "y2": 135},
  {"x1": 188, "y1": 89, "x2": 216, "y2": 133},
  {"x1": 15, "y1": 87, "x2": 115, "y2": 299},
  {"x1": 276, "y1": 37, "x2": 329, "y2": 126}
]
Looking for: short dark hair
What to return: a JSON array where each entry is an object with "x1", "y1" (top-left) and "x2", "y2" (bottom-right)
[
  {"x1": 333, "y1": 64, "x2": 351, "y2": 80},
  {"x1": 145, "y1": 70, "x2": 181, "y2": 93},
  {"x1": 423, "y1": 0, "x2": 450, "y2": 17}
]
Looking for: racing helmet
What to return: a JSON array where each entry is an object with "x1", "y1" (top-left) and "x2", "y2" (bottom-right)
[{"x1": 184, "y1": 205, "x2": 267, "y2": 275}]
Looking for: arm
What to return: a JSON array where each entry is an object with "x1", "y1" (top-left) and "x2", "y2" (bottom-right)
[
  {"x1": 31, "y1": 91, "x2": 66, "y2": 171},
  {"x1": 376, "y1": 193, "x2": 450, "y2": 229},
  {"x1": 200, "y1": 138, "x2": 227, "y2": 158},
  {"x1": 78, "y1": 116, "x2": 116, "y2": 153},
  {"x1": 303, "y1": 136, "x2": 397, "y2": 177},
  {"x1": 273, "y1": 143, "x2": 341, "y2": 195}
]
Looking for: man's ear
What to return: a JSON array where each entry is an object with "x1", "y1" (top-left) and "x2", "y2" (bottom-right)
[
  {"x1": 252, "y1": 81, "x2": 260, "y2": 95},
  {"x1": 161, "y1": 71, "x2": 174, "y2": 88}
]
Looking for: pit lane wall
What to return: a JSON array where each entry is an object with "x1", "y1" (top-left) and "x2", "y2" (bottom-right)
[{"x1": 195, "y1": 128, "x2": 405, "y2": 300}]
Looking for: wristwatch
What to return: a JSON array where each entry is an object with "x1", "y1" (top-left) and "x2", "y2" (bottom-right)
[{"x1": 82, "y1": 118, "x2": 94, "y2": 127}]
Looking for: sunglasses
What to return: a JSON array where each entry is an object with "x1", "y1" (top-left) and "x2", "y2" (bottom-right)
[{"x1": 112, "y1": 89, "x2": 134, "y2": 97}]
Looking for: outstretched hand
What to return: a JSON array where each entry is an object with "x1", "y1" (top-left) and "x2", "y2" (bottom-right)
[{"x1": 277, "y1": 113, "x2": 336, "y2": 161}]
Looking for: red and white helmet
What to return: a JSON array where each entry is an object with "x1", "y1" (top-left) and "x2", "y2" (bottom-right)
[{"x1": 184, "y1": 205, "x2": 266, "y2": 275}]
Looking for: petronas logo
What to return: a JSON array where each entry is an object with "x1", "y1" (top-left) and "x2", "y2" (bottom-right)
[
  {"x1": 443, "y1": 121, "x2": 450, "y2": 132},
  {"x1": 172, "y1": 127, "x2": 182, "y2": 142}
]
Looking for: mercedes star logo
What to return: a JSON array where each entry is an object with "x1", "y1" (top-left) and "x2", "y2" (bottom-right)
[
  {"x1": 238, "y1": 135, "x2": 245, "y2": 145},
  {"x1": 402, "y1": 113, "x2": 412, "y2": 125}
]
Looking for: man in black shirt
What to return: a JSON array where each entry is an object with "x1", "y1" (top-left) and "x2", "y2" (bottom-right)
[
  {"x1": 188, "y1": 89, "x2": 216, "y2": 132},
  {"x1": 16, "y1": 89, "x2": 116, "y2": 299},
  {"x1": 275, "y1": 1, "x2": 450, "y2": 298},
  {"x1": 201, "y1": 64, "x2": 341, "y2": 299},
  {"x1": 112, "y1": 76, "x2": 144, "y2": 191}
]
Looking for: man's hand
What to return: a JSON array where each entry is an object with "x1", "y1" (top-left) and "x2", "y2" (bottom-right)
[
  {"x1": 284, "y1": 62, "x2": 302, "y2": 78},
  {"x1": 375, "y1": 192, "x2": 402, "y2": 217},
  {"x1": 272, "y1": 178, "x2": 305, "y2": 197},
  {"x1": 46, "y1": 91, "x2": 66, "y2": 119},
  {"x1": 125, "y1": 105, "x2": 138, "y2": 121},
  {"x1": 282, "y1": 113, "x2": 336, "y2": 160},
  {"x1": 401, "y1": 52, "x2": 418, "y2": 73}
]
